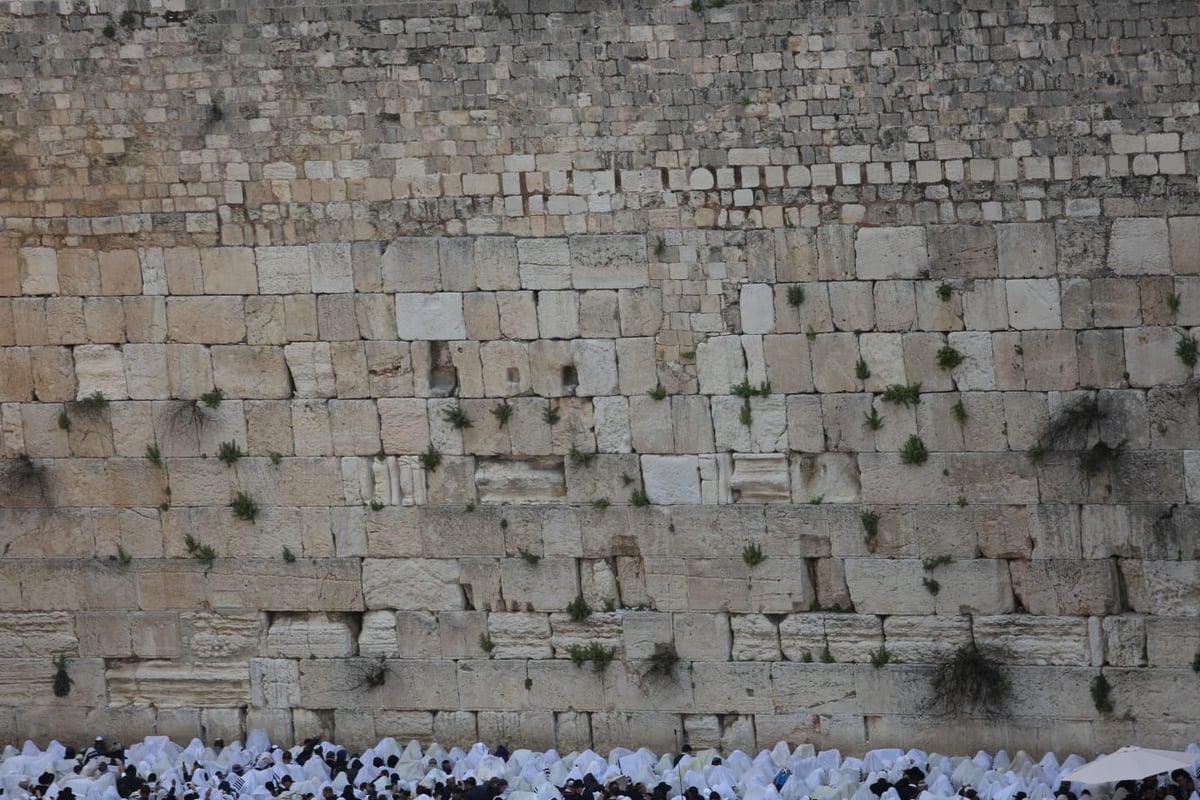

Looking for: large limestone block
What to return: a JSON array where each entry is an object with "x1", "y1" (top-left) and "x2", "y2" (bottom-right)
[
  {"x1": 997, "y1": 223, "x2": 1057, "y2": 277},
  {"x1": 299, "y1": 657, "x2": 459, "y2": 710},
  {"x1": 363, "y1": 558, "x2": 463, "y2": 611},
  {"x1": 740, "y1": 284, "x2": 776, "y2": 334},
  {"x1": 590, "y1": 712, "x2": 685, "y2": 753},
  {"x1": 811, "y1": 333, "x2": 861, "y2": 393},
  {"x1": 475, "y1": 457, "x2": 566, "y2": 504},
  {"x1": 641, "y1": 455, "x2": 701, "y2": 504},
  {"x1": 0, "y1": 657, "x2": 104, "y2": 706},
  {"x1": 257, "y1": 246, "x2": 312, "y2": 294},
  {"x1": 486, "y1": 612, "x2": 552, "y2": 658},
  {"x1": 0, "y1": 612, "x2": 76, "y2": 656},
  {"x1": 691, "y1": 662, "x2": 773, "y2": 712},
  {"x1": 517, "y1": 239, "x2": 572, "y2": 289},
  {"x1": 1010, "y1": 560, "x2": 1119, "y2": 615},
  {"x1": 309, "y1": 242, "x2": 353, "y2": 293},
  {"x1": 107, "y1": 661, "x2": 249, "y2": 707},
  {"x1": 973, "y1": 616, "x2": 1090, "y2": 666},
  {"x1": 499, "y1": 557, "x2": 577, "y2": 612},
  {"x1": 844, "y1": 559, "x2": 934, "y2": 614},
  {"x1": 20, "y1": 249, "x2": 64, "y2": 297},
  {"x1": 167, "y1": 297, "x2": 247, "y2": 344},
  {"x1": 285, "y1": 342, "x2": 336, "y2": 398},
  {"x1": 266, "y1": 613, "x2": 356, "y2": 658},
  {"x1": 453, "y1": 662, "x2": 530, "y2": 710},
  {"x1": 570, "y1": 235, "x2": 648, "y2": 288},
  {"x1": 381, "y1": 238, "x2": 440, "y2": 292},
  {"x1": 762, "y1": 334, "x2": 813, "y2": 393},
  {"x1": 882, "y1": 615, "x2": 971, "y2": 663},
  {"x1": 379, "y1": 398, "x2": 429, "y2": 453},
  {"x1": 618, "y1": 288, "x2": 662, "y2": 337},
  {"x1": 730, "y1": 614, "x2": 781, "y2": 660},
  {"x1": 565, "y1": 453, "x2": 641, "y2": 504},
  {"x1": 620, "y1": 610, "x2": 673, "y2": 660},
  {"x1": 210, "y1": 345, "x2": 291, "y2": 399},
  {"x1": 712, "y1": 395, "x2": 787, "y2": 453},
  {"x1": 200, "y1": 247, "x2": 258, "y2": 294},
  {"x1": 1125, "y1": 561, "x2": 1200, "y2": 615},
  {"x1": 927, "y1": 224, "x2": 998, "y2": 278},
  {"x1": 475, "y1": 237, "x2": 519, "y2": 290},
  {"x1": 395, "y1": 293, "x2": 466, "y2": 340},
  {"x1": 1108, "y1": 218, "x2": 1170, "y2": 274},
  {"x1": 858, "y1": 453, "x2": 946, "y2": 503},
  {"x1": 1124, "y1": 327, "x2": 1190, "y2": 387},
  {"x1": 496, "y1": 291, "x2": 539, "y2": 339},
  {"x1": 180, "y1": 611, "x2": 263, "y2": 659},
  {"x1": 696, "y1": 336, "x2": 746, "y2": 395},
  {"x1": 674, "y1": 612, "x2": 731, "y2": 660},
  {"x1": 73, "y1": 344, "x2": 128, "y2": 400},
  {"x1": 791, "y1": 453, "x2": 860, "y2": 503},
  {"x1": 477, "y1": 711, "x2": 555, "y2": 751},
  {"x1": 536, "y1": 291, "x2": 580, "y2": 339},
  {"x1": 769, "y1": 663, "x2": 858, "y2": 716},
  {"x1": 571, "y1": 339, "x2": 619, "y2": 395},
  {"x1": 855, "y1": 227, "x2": 928, "y2": 279},
  {"x1": 1006, "y1": 279, "x2": 1062, "y2": 329},
  {"x1": 929, "y1": 559, "x2": 1015, "y2": 615},
  {"x1": 250, "y1": 658, "x2": 301, "y2": 708}
]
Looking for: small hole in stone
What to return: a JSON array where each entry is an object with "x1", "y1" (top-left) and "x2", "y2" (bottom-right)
[
  {"x1": 506, "y1": 367, "x2": 520, "y2": 383},
  {"x1": 561, "y1": 365, "x2": 579, "y2": 393}
]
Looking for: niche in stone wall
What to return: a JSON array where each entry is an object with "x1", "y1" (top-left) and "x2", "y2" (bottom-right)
[
  {"x1": 428, "y1": 340, "x2": 458, "y2": 396},
  {"x1": 561, "y1": 365, "x2": 579, "y2": 395}
]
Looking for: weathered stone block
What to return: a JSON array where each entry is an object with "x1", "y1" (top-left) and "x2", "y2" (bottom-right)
[
  {"x1": 641, "y1": 455, "x2": 701, "y2": 504},
  {"x1": 855, "y1": 227, "x2": 927, "y2": 279},
  {"x1": 395, "y1": 293, "x2": 465, "y2": 340},
  {"x1": 1109, "y1": 218, "x2": 1170, "y2": 274}
]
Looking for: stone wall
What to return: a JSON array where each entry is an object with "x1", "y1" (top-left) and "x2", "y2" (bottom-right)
[{"x1": 1, "y1": 0, "x2": 1199, "y2": 755}]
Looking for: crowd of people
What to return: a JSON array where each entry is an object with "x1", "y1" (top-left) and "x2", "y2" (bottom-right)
[{"x1": 1, "y1": 735, "x2": 1198, "y2": 800}]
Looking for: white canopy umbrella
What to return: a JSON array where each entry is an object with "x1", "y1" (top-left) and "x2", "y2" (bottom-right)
[{"x1": 1064, "y1": 747, "x2": 1196, "y2": 784}]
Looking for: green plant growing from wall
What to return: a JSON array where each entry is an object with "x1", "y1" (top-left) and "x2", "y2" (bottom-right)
[
  {"x1": 591, "y1": 498, "x2": 610, "y2": 510},
  {"x1": 199, "y1": 387, "x2": 225, "y2": 409},
  {"x1": 900, "y1": 435, "x2": 929, "y2": 465},
  {"x1": 787, "y1": 285, "x2": 805, "y2": 307},
  {"x1": 565, "y1": 642, "x2": 617, "y2": 674},
  {"x1": 855, "y1": 358, "x2": 871, "y2": 381},
  {"x1": 217, "y1": 441, "x2": 243, "y2": 465},
  {"x1": 654, "y1": 236, "x2": 667, "y2": 258},
  {"x1": 1178, "y1": 333, "x2": 1198, "y2": 368},
  {"x1": 881, "y1": 383, "x2": 921, "y2": 406},
  {"x1": 1091, "y1": 672, "x2": 1114, "y2": 713},
  {"x1": 115, "y1": 545, "x2": 131, "y2": 565},
  {"x1": 742, "y1": 542, "x2": 765, "y2": 566},
  {"x1": 863, "y1": 406, "x2": 884, "y2": 431},
  {"x1": 57, "y1": 411, "x2": 71, "y2": 431},
  {"x1": 645, "y1": 643, "x2": 681, "y2": 683},
  {"x1": 922, "y1": 555, "x2": 952, "y2": 595},
  {"x1": 52, "y1": 655, "x2": 71, "y2": 697},
  {"x1": 951, "y1": 399, "x2": 969, "y2": 424},
  {"x1": 861, "y1": 510, "x2": 880, "y2": 552},
  {"x1": 443, "y1": 405, "x2": 473, "y2": 429},
  {"x1": 928, "y1": 643, "x2": 1011, "y2": 717},
  {"x1": 566, "y1": 594, "x2": 592, "y2": 621},
  {"x1": 419, "y1": 444, "x2": 442, "y2": 472},
  {"x1": 491, "y1": 400, "x2": 514, "y2": 426},
  {"x1": 820, "y1": 646, "x2": 835, "y2": 663},
  {"x1": 630, "y1": 488, "x2": 650, "y2": 507},
  {"x1": 1168, "y1": 292, "x2": 1182, "y2": 314},
  {"x1": 145, "y1": 444, "x2": 162, "y2": 466},
  {"x1": 282, "y1": 546, "x2": 296, "y2": 563},
  {"x1": 648, "y1": 384, "x2": 667, "y2": 400},
  {"x1": 269, "y1": 451, "x2": 283, "y2": 466},
  {"x1": 184, "y1": 533, "x2": 216, "y2": 567},
  {"x1": 870, "y1": 645, "x2": 891, "y2": 668},
  {"x1": 231, "y1": 490, "x2": 259, "y2": 522},
  {"x1": 479, "y1": 633, "x2": 496, "y2": 656},
  {"x1": 543, "y1": 404, "x2": 561, "y2": 425},
  {"x1": 79, "y1": 390, "x2": 109, "y2": 411},
  {"x1": 519, "y1": 547, "x2": 540, "y2": 565},
  {"x1": 935, "y1": 283, "x2": 954, "y2": 302},
  {"x1": 369, "y1": 499, "x2": 384, "y2": 511},
  {"x1": 936, "y1": 345, "x2": 964, "y2": 370},
  {"x1": 569, "y1": 445, "x2": 596, "y2": 466}
]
